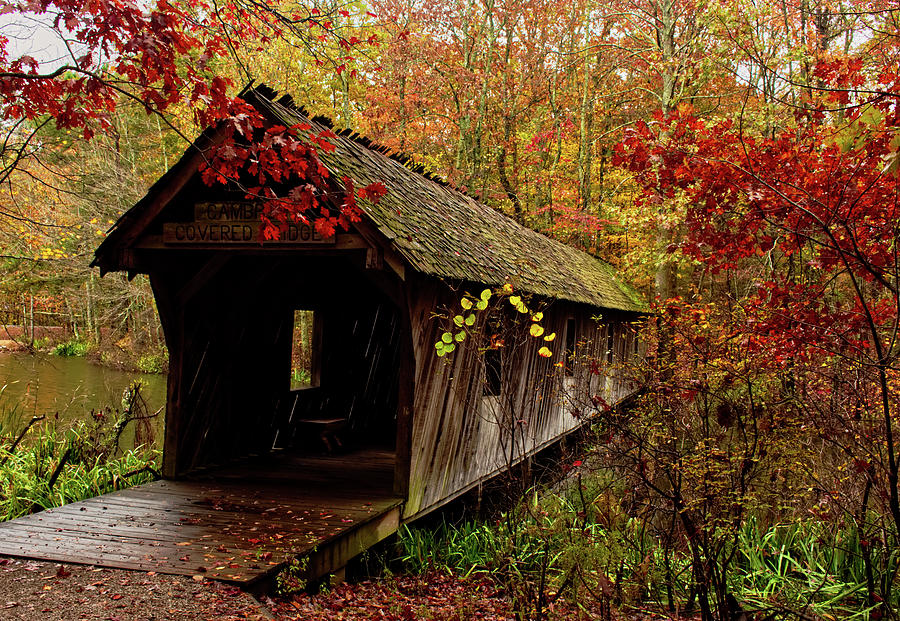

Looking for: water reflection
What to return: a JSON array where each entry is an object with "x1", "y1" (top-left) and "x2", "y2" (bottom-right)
[{"x1": 0, "y1": 353, "x2": 167, "y2": 430}]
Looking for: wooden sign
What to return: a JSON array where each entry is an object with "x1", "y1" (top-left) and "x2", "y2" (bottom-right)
[{"x1": 162, "y1": 201, "x2": 335, "y2": 245}]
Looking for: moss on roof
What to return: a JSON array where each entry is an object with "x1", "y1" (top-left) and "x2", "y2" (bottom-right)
[{"x1": 249, "y1": 88, "x2": 646, "y2": 313}]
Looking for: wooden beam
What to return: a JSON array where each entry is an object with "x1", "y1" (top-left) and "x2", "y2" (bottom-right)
[
  {"x1": 353, "y1": 219, "x2": 407, "y2": 281},
  {"x1": 133, "y1": 233, "x2": 368, "y2": 252},
  {"x1": 394, "y1": 286, "x2": 416, "y2": 498},
  {"x1": 150, "y1": 273, "x2": 184, "y2": 479},
  {"x1": 304, "y1": 506, "x2": 401, "y2": 580},
  {"x1": 115, "y1": 131, "x2": 226, "y2": 250},
  {"x1": 175, "y1": 254, "x2": 231, "y2": 307},
  {"x1": 366, "y1": 245, "x2": 384, "y2": 270}
]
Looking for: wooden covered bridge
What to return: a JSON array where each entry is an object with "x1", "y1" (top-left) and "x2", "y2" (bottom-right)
[{"x1": 0, "y1": 85, "x2": 646, "y2": 586}]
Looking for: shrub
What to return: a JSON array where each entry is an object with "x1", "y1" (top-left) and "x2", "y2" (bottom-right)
[
  {"x1": 136, "y1": 350, "x2": 168, "y2": 374},
  {"x1": 53, "y1": 338, "x2": 90, "y2": 357}
]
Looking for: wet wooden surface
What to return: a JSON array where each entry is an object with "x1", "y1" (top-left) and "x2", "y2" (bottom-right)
[{"x1": 0, "y1": 448, "x2": 400, "y2": 584}]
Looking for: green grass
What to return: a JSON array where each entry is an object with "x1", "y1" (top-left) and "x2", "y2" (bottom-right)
[
  {"x1": 53, "y1": 338, "x2": 90, "y2": 357},
  {"x1": 396, "y1": 492, "x2": 898, "y2": 619},
  {"x1": 136, "y1": 350, "x2": 168, "y2": 374},
  {"x1": 398, "y1": 520, "x2": 505, "y2": 577},
  {"x1": 0, "y1": 440, "x2": 159, "y2": 521},
  {"x1": 733, "y1": 518, "x2": 896, "y2": 619}
]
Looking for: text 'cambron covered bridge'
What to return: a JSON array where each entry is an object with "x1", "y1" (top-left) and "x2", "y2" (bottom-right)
[{"x1": 0, "y1": 85, "x2": 646, "y2": 585}]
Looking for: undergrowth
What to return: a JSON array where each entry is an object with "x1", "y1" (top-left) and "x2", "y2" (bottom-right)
[
  {"x1": 396, "y1": 488, "x2": 897, "y2": 620},
  {"x1": 0, "y1": 382, "x2": 160, "y2": 522},
  {"x1": 53, "y1": 338, "x2": 91, "y2": 357}
]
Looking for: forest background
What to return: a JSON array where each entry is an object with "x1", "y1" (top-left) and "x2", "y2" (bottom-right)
[{"x1": 0, "y1": 0, "x2": 899, "y2": 619}]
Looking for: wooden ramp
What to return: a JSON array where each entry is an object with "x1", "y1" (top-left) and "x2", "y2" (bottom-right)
[{"x1": 0, "y1": 449, "x2": 402, "y2": 585}]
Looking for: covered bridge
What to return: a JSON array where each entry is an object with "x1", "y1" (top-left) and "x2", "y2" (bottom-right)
[
  {"x1": 94, "y1": 84, "x2": 646, "y2": 518},
  {"x1": 52, "y1": 84, "x2": 645, "y2": 581}
]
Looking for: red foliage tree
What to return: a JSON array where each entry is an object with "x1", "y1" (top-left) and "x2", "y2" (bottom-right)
[
  {"x1": 616, "y1": 57, "x2": 900, "y2": 579},
  {"x1": 0, "y1": 0, "x2": 384, "y2": 237}
]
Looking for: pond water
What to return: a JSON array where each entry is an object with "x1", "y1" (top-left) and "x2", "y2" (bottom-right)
[{"x1": 0, "y1": 353, "x2": 167, "y2": 435}]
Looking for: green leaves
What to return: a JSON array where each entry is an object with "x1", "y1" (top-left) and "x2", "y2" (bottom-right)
[
  {"x1": 476, "y1": 289, "x2": 490, "y2": 311},
  {"x1": 435, "y1": 336, "x2": 457, "y2": 357},
  {"x1": 453, "y1": 313, "x2": 476, "y2": 327},
  {"x1": 436, "y1": 326, "x2": 467, "y2": 356},
  {"x1": 435, "y1": 342, "x2": 454, "y2": 356}
]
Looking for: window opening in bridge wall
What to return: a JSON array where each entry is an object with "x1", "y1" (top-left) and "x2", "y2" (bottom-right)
[
  {"x1": 484, "y1": 346, "x2": 502, "y2": 397},
  {"x1": 290, "y1": 309, "x2": 321, "y2": 390},
  {"x1": 564, "y1": 317, "x2": 577, "y2": 377}
]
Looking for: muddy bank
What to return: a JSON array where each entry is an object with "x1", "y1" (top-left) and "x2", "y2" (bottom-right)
[
  {"x1": 0, "y1": 325, "x2": 68, "y2": 352},
  {"x1": 0, "y1": 326, "x2": 167, "y2": 375}
]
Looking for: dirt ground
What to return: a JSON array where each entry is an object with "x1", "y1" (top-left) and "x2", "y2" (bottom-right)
[
  {"x1": 0, "y1": 557, "x2": 272, "y2": 620},
  {"x1": 0, "y1": 556, "x2": 601, "y2": 620}
]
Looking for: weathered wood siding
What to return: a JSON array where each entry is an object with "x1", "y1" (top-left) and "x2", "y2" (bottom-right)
[{"x1": 405, "y1": 279, "x2": 643, "y2": 519}]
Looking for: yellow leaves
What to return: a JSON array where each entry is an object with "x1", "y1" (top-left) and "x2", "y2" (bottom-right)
[
  {"x1": 508, "y1": 295, "x2": 528, "y2": 314},
  {"x1": 35, "y1": 246, "x2": 71, "y2": 260},
  {"x1": 538, "y1": 346, "x2": 552, "y2": 358},
  {"x1": 529, "y1": 324, "x2": 544, "y2": 337}
]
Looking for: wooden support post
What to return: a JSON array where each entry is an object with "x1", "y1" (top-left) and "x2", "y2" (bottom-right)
[
  {"x1": 365, "y1": 246, "x2": 384, "y2": 270},
  {"x1": 394, "y1": 289, "x2": 415, "y2": 498},
  {"x1": 151, "y1": 273, "x2": 185, "y2": 478}
]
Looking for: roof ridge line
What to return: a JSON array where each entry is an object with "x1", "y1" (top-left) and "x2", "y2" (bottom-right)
[{"x1": 248, "y1": 84, "x2": 481, "y2": 197}]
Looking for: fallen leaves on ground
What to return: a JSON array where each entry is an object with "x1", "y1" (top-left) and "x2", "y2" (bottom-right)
[
  {"x1": 264, "y1": 571, "x2": 608, "y2": 620},
  {"x1": 0, "y1": 557, "x2": 269, "y2": 620},
  {"x1": 1, "y1": 557, "x2": 650, "y2": 620}
]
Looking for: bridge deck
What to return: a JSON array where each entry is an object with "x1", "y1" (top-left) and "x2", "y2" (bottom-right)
[{"x1": 0, "y1": 448, "x2": 401, "y2": 585}]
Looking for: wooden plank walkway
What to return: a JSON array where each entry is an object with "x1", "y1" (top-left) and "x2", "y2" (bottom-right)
[{"x1": 0, "y1": 448, "x2": 402, "y2": 585}]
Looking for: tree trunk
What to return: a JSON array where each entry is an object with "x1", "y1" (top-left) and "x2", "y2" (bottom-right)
[{"x1": 577, "y1": 4, "x2": 594, "y2": 215}]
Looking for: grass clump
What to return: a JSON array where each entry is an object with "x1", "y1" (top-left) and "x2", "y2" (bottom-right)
[
  {"x1": 0, "y1": 441, "x2": 159, "y2": 520},
  {"x1": 53, "y1": 338, "x2": 90, "y2": 357},
  {"x1": 398, "y1": 521, "x2": 504, "y2": 577},
  {"x1": 396, "y1": 482, "x2": 897, "y2": 620},
  {"x1": 136, "y1": 350, "x2": 168, "y2": 374}
]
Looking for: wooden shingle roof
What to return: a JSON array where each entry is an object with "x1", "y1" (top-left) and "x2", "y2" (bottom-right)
[
  {"x1": 249, "y1": 88, "x2": 645, "y2": 313},
  {"x1": 94, "y1": 85, "x2": 645, "y2": 313}
]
